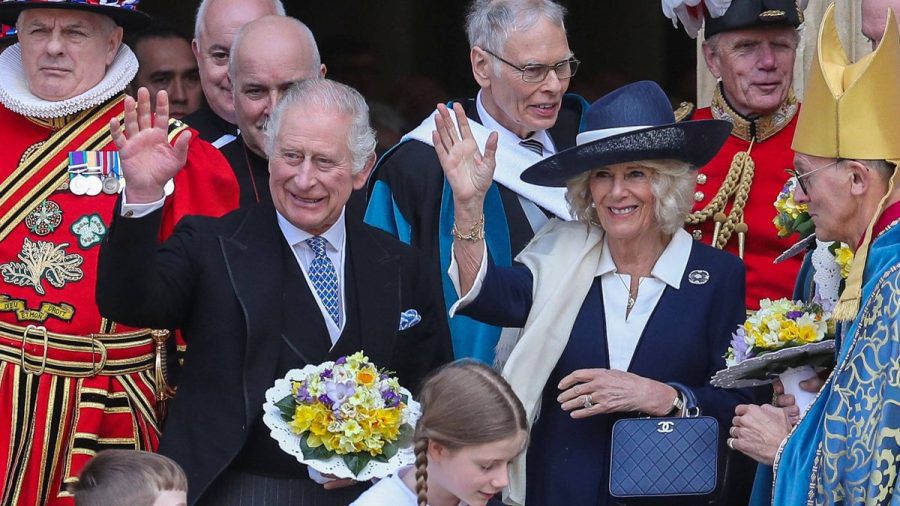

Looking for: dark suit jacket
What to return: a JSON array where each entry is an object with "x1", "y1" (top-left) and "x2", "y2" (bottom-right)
[{"x1": 96, "y1": 200, "x2": 452, "y2": 504}]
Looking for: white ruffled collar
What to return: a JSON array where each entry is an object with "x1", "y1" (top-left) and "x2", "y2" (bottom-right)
[{"x1": 0, "y1": 43, "x2": 137, "y2": 119}]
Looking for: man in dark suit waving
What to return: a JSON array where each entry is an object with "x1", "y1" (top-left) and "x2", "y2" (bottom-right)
[{"x1": 96, "y1": 79, "x2": 452, "y2": 505}]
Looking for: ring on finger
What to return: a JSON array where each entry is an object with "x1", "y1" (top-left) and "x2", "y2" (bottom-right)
[
  {"x1": 582, "y1": 394, "x2": 594, "y2": 409},
  {"x1": 730, "y1": 426, "x2": 738, "y2": 438},
  {"x1": 727, "y1": 437, "x2": 736, "y2": 450}
]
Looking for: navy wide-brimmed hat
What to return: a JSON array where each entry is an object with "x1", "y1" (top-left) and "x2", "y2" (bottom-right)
[
  {"x1": 0, "y1": 0, "x2": 150, "y2": 31},
  {"x1": 521, "y1": 81, "x2": 732, "y2": 187}
]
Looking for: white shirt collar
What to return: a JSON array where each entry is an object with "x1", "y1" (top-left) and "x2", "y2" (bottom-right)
[
  {"x1": 0, "y1": 43, "x2": 138, "y2": 119},
  {"x1": 596, "y1": 228, "x2": 693, "y2": 289},
  {"x1": 276, "y1": 208, "x2": 347, "y2": 252},
  {"x1": 475, "y1": 90, "x2": 556, "y2": 155}
]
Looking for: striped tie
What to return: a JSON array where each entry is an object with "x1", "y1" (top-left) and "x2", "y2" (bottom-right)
[
  {"x1": 519, "y1": 137, "x2": 544, "y2": 156},
  {"x1": 305, "y1": 236, "x2": 340, "y2": 326}
]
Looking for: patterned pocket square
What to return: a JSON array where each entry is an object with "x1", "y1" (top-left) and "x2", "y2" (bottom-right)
[{"x1": 398, "y1": 309, "x2": 421, "y2": 331}]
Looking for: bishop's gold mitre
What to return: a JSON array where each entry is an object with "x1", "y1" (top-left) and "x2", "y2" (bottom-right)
[
  {"x1": 792, "y1": 4, "x2": 900, "y2": 159},
  {"x1": 793, "y1": 3, "x2": 900, "y2": 321}
]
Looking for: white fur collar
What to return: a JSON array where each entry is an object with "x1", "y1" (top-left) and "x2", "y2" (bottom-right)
[{"x1": 0, "y1": 43, "x2": 137, "y2": 119}]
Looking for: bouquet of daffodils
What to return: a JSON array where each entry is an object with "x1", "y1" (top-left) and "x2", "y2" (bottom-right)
[
  {"x1": 772, "y1": 178, "x2": 814, "y2": 238},
  {"x1": 718, "y1": 298, "x2": 836, "y2": 412},
  {"x1": 726, "y1": 298, "x2": 834, "y2": 367},
  {"x1": 263, "y1": 351, "x2": 418, "y2": 479}
]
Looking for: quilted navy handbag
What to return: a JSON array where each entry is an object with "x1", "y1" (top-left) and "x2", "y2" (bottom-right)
[{"x1": 609, "y1": 383, "x2": 719, "y2": 497}]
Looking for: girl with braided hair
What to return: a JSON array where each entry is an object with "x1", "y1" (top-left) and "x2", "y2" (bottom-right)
[{"x1": 352, "y1": 359, "x2": 527, "y2": 505}]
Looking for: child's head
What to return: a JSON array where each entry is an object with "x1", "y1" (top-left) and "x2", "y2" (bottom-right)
[
  {"x1": 413, "y1": 359, "x2": 527, "y2": 506},
  {"x1": 71, "y1": 450, "x2": 188, "y2": 506}
]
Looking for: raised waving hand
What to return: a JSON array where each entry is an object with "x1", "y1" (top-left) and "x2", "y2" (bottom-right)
[
  {"x1": 432, "y1": 102, "x2": 498, "y2": 212},
  {"x1": 110, "y1": 88, "x2": 191, "y2": 203}
]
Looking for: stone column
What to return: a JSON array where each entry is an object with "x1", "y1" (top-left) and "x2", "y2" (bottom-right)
[{"x1": 696, "y1": 0, "x2": 871, "y2": 107}]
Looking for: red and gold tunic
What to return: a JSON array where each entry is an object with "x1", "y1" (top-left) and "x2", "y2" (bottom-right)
[
  {"x1": 687, "y1": 86, "x2": 803, "y2": 310},
  {"x1": 0, "y1": 95, "x2": 239, "y2": 505}
]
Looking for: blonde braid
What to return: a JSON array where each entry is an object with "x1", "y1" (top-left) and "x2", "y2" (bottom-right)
[{"x1": 414, "y1": 438, "x2": 429, "y2": 506}]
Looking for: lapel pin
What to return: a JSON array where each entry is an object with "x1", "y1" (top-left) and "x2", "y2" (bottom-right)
[{"x1": 688, "y1": 270, "x2": 710, "y2": 285}]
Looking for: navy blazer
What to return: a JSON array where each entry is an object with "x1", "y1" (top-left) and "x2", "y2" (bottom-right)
[{"x1": 459, "y1": 239, "x2": 759, "y2": 505}]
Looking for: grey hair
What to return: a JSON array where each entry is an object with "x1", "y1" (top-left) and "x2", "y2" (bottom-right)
[
  {"x1": 228, "y1": 16, "x2": 321, "y2": 83},
  {"x1": 858, "y1": 159, "x2": 896, "y2": 179},
  {"x1": 565, "y1": 159, "x2": 697, "y2": 235},
  {"x1": 194, "y1": 0, "x2": 285, "y2": 40},
  {"x1": 266, "y1": 79, "x2": 376, "y2": 174},
  {"x1": 466, "y1": 0, "x2": 566, "y2": 70}
]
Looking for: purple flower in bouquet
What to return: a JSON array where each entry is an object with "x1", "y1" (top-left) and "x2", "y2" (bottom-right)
[
  {"x1": 730, "y1": 328, "x2": 751, "y2": 364},
  {"x1": 335, "y1": 356, "x2": 347, "y2": 365},
  {"x1": 320, "y1": 369, "x2": 333, "y2": 380},
  {"x1": 318, "y1": 393, "x2": 335, "y2": 410},
  {"x1": 381, "y1": 388, "x2": 401, "y2": 408},
  {"x1": 325, "y1": 380, "x2": 355, "y2": 408},
  {"x1": 786, "y1": 310, "x2": 803, "y2": 320},
  {"x1": 295, "y1": 384, "x2": 313, "y2": 404}
]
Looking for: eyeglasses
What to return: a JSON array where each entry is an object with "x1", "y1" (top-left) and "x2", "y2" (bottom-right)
[
  {"x1": 785, "y1": 159, "x2": 843, "y2": 194},
  {"x1": 483, "y1": 49, "x2": 580, "y2": 83}
]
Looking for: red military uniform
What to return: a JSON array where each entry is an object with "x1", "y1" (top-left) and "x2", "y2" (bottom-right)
[
  {"x1": 0, "y1": 94, "x2": 239, "y2": 505},
  {"x1": 687, "y1": 85, "x2": 803, "y2": 310}
]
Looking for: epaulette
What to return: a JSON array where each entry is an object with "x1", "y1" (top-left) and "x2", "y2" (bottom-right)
[{"x1": 673, "y1": 101, "x2": 695, "y2": 122}]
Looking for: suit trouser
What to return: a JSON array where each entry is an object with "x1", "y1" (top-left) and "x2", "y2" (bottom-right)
[{"x1": 198, "y1": 468, "x2": 369, "y2": 506}]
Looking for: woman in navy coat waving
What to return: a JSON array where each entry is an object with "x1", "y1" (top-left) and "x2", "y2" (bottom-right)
[{"x1": 435, "y1": 81, "x2": 760, "y2": 505}]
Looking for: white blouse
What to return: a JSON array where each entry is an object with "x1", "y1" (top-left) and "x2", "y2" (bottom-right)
[{"x1": 450, "y1": 228, "x2": 693, "y2": 371}]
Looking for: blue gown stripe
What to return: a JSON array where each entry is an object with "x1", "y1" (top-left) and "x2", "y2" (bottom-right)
[{"x1": 364, "y1": 180, "x2": 412, "y2": 244}]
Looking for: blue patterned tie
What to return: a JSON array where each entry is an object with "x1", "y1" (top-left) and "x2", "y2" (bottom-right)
[{"x1": 305, "y1": 236, "x2": 340, "y2": 326}]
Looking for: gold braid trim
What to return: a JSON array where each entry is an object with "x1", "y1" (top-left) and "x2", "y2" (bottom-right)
[
  {"x1": 715, "y1": 151, "x2": 755, "y2": 249},
  {"x1": 685, "y1": 142, "x2": 755, "y2": 249}
]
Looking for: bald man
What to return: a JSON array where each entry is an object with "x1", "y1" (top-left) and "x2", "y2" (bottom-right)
[
  {"x1": 182, "y1": 0, "x2": 285, "y2": 206},
  {"x1": 225, "y1": 16, "x2": 325, "y2": 203}
]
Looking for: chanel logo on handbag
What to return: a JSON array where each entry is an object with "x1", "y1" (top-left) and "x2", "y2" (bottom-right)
[{"x1": 610, "y1": 382, "x2": 719, "y2": 497}]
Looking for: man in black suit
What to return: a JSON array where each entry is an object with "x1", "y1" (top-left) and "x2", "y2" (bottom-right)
[{"x1": 97, "y1": 79, "x2": 453, "y2": 505}]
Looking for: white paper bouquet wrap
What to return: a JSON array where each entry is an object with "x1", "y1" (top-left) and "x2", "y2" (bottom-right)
[{"x1": 262, "y1": 352, "x2": 421, "y2": 480}]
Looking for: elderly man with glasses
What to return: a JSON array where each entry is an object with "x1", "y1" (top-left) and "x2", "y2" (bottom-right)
[
  {"x1": 365, "y1": 0, "x2": 588, "y2": 363},
  {"x1": 729, "y1": 6, "x2": 900, "y2": 503}
]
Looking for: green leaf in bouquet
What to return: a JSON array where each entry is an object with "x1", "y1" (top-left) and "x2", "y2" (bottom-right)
[
  {"x1": 299, "y1": 434, "x2": 333, "y2": 460},
  {"x1": 796, "y1": 218, "x2": 815, "y2": 238},
  {"x1": 275, "y1": 394, "x2": 296, "y2": 421},
  {"x1": 343, "y1": 452, "x2": 374, "y2": 477},
  {"x1": 376, "y1": 423, "x2": 415, "y2": 462}
]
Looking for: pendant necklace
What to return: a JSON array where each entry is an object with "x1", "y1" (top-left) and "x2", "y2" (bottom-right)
[{"x1": 615, "y1": 272, "x2": 645, "y2": 310}]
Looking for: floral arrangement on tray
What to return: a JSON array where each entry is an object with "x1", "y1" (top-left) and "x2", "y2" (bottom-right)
[
  {"x1": 263, "y1": 351, "x2": 419, "y2": 480},
  {"x1": 715, "y1": 298, "x2": 837, "y2": 412},
  {"x1": 726, "y1": 298, "x2": 834, "y2": 367}
]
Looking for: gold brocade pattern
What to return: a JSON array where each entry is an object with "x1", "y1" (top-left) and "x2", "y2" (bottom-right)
[
  {"x1": 26, "y1": 114, "x2": 78, "y2": 131},
  {"x1": 710, "y1": 84, "x2": 798, "y2": 142},
  {"x1": 812, "y1": 264, "x2": 900, "y2": 504}
]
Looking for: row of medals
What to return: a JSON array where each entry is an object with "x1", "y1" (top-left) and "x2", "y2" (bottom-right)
[
  {"x1": 67, "y1": 174, "x2": 175, "y2": 196},
  {"x1": 69, "y1": 174, "x2": 122, "y2": 196}
]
